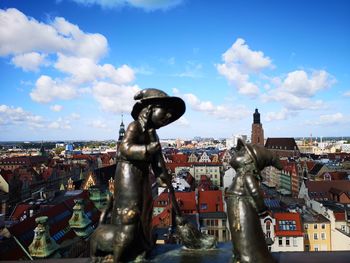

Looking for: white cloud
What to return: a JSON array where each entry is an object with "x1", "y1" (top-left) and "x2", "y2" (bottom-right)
[
  {"x1": 217, "y1": 38, "x2": 272, "y2": 97},
  {"x1": 69, "y1": 0, "x2": 183, "y2": 11},
  {"x1": 179, "y1": 92, "x2": 250, "y2": 120},
  {"x1": 0, "y1": 8, "x2": 107, "y2": 60},
  {"x1": 174, "y1": 116, "x2": 190, "y2": 127},
  {"x1": 344, "y1": 90, "x2": 350, "y2": 97},
  {"x1": 50, "y1": 104, "x2": 63, "y2": 112},
  {"x1": 280, "y1": 70, "x2": 335, "y2": 97},
  {"x1": 54, "y1": 54, "x2": 135, "y2": 84},
  {"x1": 265, "y1": 108, "x2": 295, "y2": 122},
  {"x1": 11, "y1": 52, "x2": 48, "y2": 72},
  {"x1": 92, "y1": 82, "x2": 140, "y2": 113},
  {"x1": 222, "y1": 38, "x2": 272, "y2": 72},
  {"x1": 48, "y1": 117, "x2": 71, "y2": 129},
  {"x1": 0, "y1": 104, "x2": 45, "y2": 128},
  {"x1": 306, "y1": 112, "x2": 346, "y2": 126},
  {"x1": 262, "y1": 69, "x2": 335, "y2": 111},
  {"x1": 70, "y1": 113, "x2": 81, "y2": 120},
  {"x1": 30, "y1": 75, "x2": 78, "y2": 103}
]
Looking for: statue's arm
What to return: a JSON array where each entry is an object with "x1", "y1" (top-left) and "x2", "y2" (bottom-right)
[
  {"x1": 119, "y1": 121, "x2": 149, "y2": 160},
  {"x1": 245, "y1": 173, "x2": 267, "y2": 215}
]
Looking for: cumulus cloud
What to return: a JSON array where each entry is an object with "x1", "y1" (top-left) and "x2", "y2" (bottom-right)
[
  {"x1": 50, "y1": 104, "x2": 63, "y2": 112},
  {"x1": 11, "y1": 52, "x2": 48, "y2": 72},
  {"x1": 0, "y1": 8, "x2": 107, "y2": 60},
  {"x1": 54, "y1": 54, "x2": 135, "y2": 84},
  {"x1": 68, "y1": 0, "x2": 183, "y2": 11},
  {"x1": 280, "y1": 70, "x2": 335, "y2": 97},
  {"x1": 92, "y1": 82, "x2": 140, "y2": 113},
  {"x1": 262, "y1": 69, "x2": 335, "y2": 111},
  {"x1": 0, "y1": 104, "x2": 45, "y2": 128},
  {"x1": 30, "y1": 75, "x2": 78, "y2": 103},
  {"x1": 217, "y1": 38, "x2": 272, "y2": 97},
  {"x1": 174, "y1": 90, "x2": 250, "y2": 120}
]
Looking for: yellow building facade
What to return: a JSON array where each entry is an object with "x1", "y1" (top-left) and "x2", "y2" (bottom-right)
[{"x1": 303, "y1": 220, "x2": 331, "y2": 251}]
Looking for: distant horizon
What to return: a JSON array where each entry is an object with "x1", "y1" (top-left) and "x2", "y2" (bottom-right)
[
  {"x1": 1, "y1": 136, "x2": 350, "y2": 144},
  {"x1": 1, "y1": 0, "x2": 349, "y2": 140}
]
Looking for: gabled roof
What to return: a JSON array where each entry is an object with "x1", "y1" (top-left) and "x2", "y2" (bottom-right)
[
  {"x1": 320, "y1": 171, "x2": 348, "y2": 180},
  {"x1": 306, "y1": 180, "x2": 350, "y2": 196},
  {"x1": 308, "y1": 163, "x2": 324, "y2": 175},
  {"x1": 265, "y1": 138, "x2": 299, "y2": 151}
]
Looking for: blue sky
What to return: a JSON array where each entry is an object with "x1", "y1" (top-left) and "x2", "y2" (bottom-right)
[{"x1": 0, "y1": 0, "x2": 349, "y2": 141}]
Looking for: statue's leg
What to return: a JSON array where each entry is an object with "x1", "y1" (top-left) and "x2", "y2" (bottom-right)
[{"x1": 113, "y1": 224, "x2": 137, "y2": 263}]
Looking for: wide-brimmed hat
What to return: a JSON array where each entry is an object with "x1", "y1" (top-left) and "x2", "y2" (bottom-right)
[
  {"x1": 236, "y1": 138, "x2": 282, "y2": 171},
  {"x1": 131, "y1": 89, "x2": 186, "y2": 124}
]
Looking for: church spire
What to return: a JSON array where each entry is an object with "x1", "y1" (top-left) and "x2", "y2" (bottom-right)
[{"x1": 118, "y1": 114, "x2": 125, "y2": 142}]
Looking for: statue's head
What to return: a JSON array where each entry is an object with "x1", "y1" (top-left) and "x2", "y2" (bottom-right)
[
  {"x1": 232, "y1": 139, "x2": 282, "y2": 172},
  {"x1": 131, "y1": 89, "x2": 185, "y2": 129}
]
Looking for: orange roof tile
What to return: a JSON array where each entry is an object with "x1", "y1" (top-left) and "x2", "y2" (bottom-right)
[{"x1": 274, "y1": 212, "x2": 303, "y2": 237}]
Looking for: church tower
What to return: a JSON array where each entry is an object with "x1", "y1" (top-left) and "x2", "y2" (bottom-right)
[
  {"x1": 117, "y1": 115, "x2": 125, "y2": 147},
  {"x1": 251, "y1": 109, "x2": 264, "y2": 146}
]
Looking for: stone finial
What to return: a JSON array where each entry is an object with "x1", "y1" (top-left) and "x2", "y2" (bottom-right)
[
  {"x1": 69, "y1": 199, "x2": 93, "y2": 238},
  {"x1": 28, "y1": 216, "x2": 60, "y2": 258}
]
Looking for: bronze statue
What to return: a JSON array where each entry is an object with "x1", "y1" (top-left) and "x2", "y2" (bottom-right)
[
  {"x1": 225, "y1": 139, "x2": 282, "y2": 263},
  {"x1": 91, "y1": 89, "x2": 186, "y2": 262}
]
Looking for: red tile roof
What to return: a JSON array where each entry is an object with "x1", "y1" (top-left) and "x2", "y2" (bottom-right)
[
  {"x1": 198, "y1": 190, "x2": 223, "y2": 213},
  {"x1": 171, "y1": 154, "x2": 188, "y2": 163},
  {"x1": 10, "y1": 204, "x2": 32, "y2": 221},
  {"x1": 154, "y1": 191, "x2": 197, "y2": 214},
  {"x1": 274, "y1": 212, "x2": 303, "y2": 237},
  {"x1": 334, "y1": 212, "x2": 346, "y2": 221}
]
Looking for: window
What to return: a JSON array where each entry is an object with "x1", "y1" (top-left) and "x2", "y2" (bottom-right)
[
  {"x1": 200, "y1": 203, "x2": 208, "y2": 210},
  {"x1": 266, "y1": 221, "x2": 271, "y2": 231},
  {"x1": 278, "y1": 237, "x2": 283, "y2": 246},
  {"x1": 279, "y1": 220, "x2": 297, "y2": 230},
  {"x1": 341, "y1": 225, "x2": 346, "y2": 231},
  {"x1": 304, "y1": 233, "x2": 309, "y2": 239},
  {"x1": 321, "y1": 224, "x2": 325, "y2": 229},
  {"x1": 304, "y1": 224, "x2": 308, "y2": 230},
  {"x1": 314, "y1": 233, "x2": 318, "y2": 240},
  {"x1": 293, "y1": 237, "x2": 298, "y2": 247},
  {"x1": 314, "y1": 224, "x2": 318, "y2": 229},
  {"x1": 286, "y1": 237, "x2": 290, "y2": 246},
  {"x1": 321, "y1": 233, "x2": 326, "y2": 240},
  {"x1": 305, "y1": 245, "x2": 310, "y2": 251},
  {"x1": 314, "y1": 245, "x2": 319, "y2": 251}
]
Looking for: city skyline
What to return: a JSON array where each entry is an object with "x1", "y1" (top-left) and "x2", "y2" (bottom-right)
[{"x1": 0, "y1": 0, "x2": 349, "y2": 141}]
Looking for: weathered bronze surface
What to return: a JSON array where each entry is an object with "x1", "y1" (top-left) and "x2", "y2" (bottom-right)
[
  {"x1": 90, "y1": 89, "x2": 189, "y2": 262},
  {"x1": 225, "y1": 139, "x2": 282, "y2": 263}
]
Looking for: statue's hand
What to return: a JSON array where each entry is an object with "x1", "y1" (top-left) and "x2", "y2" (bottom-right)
[{"x1": 146, "y1": 142, "x2": 161, "y2": 155}]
